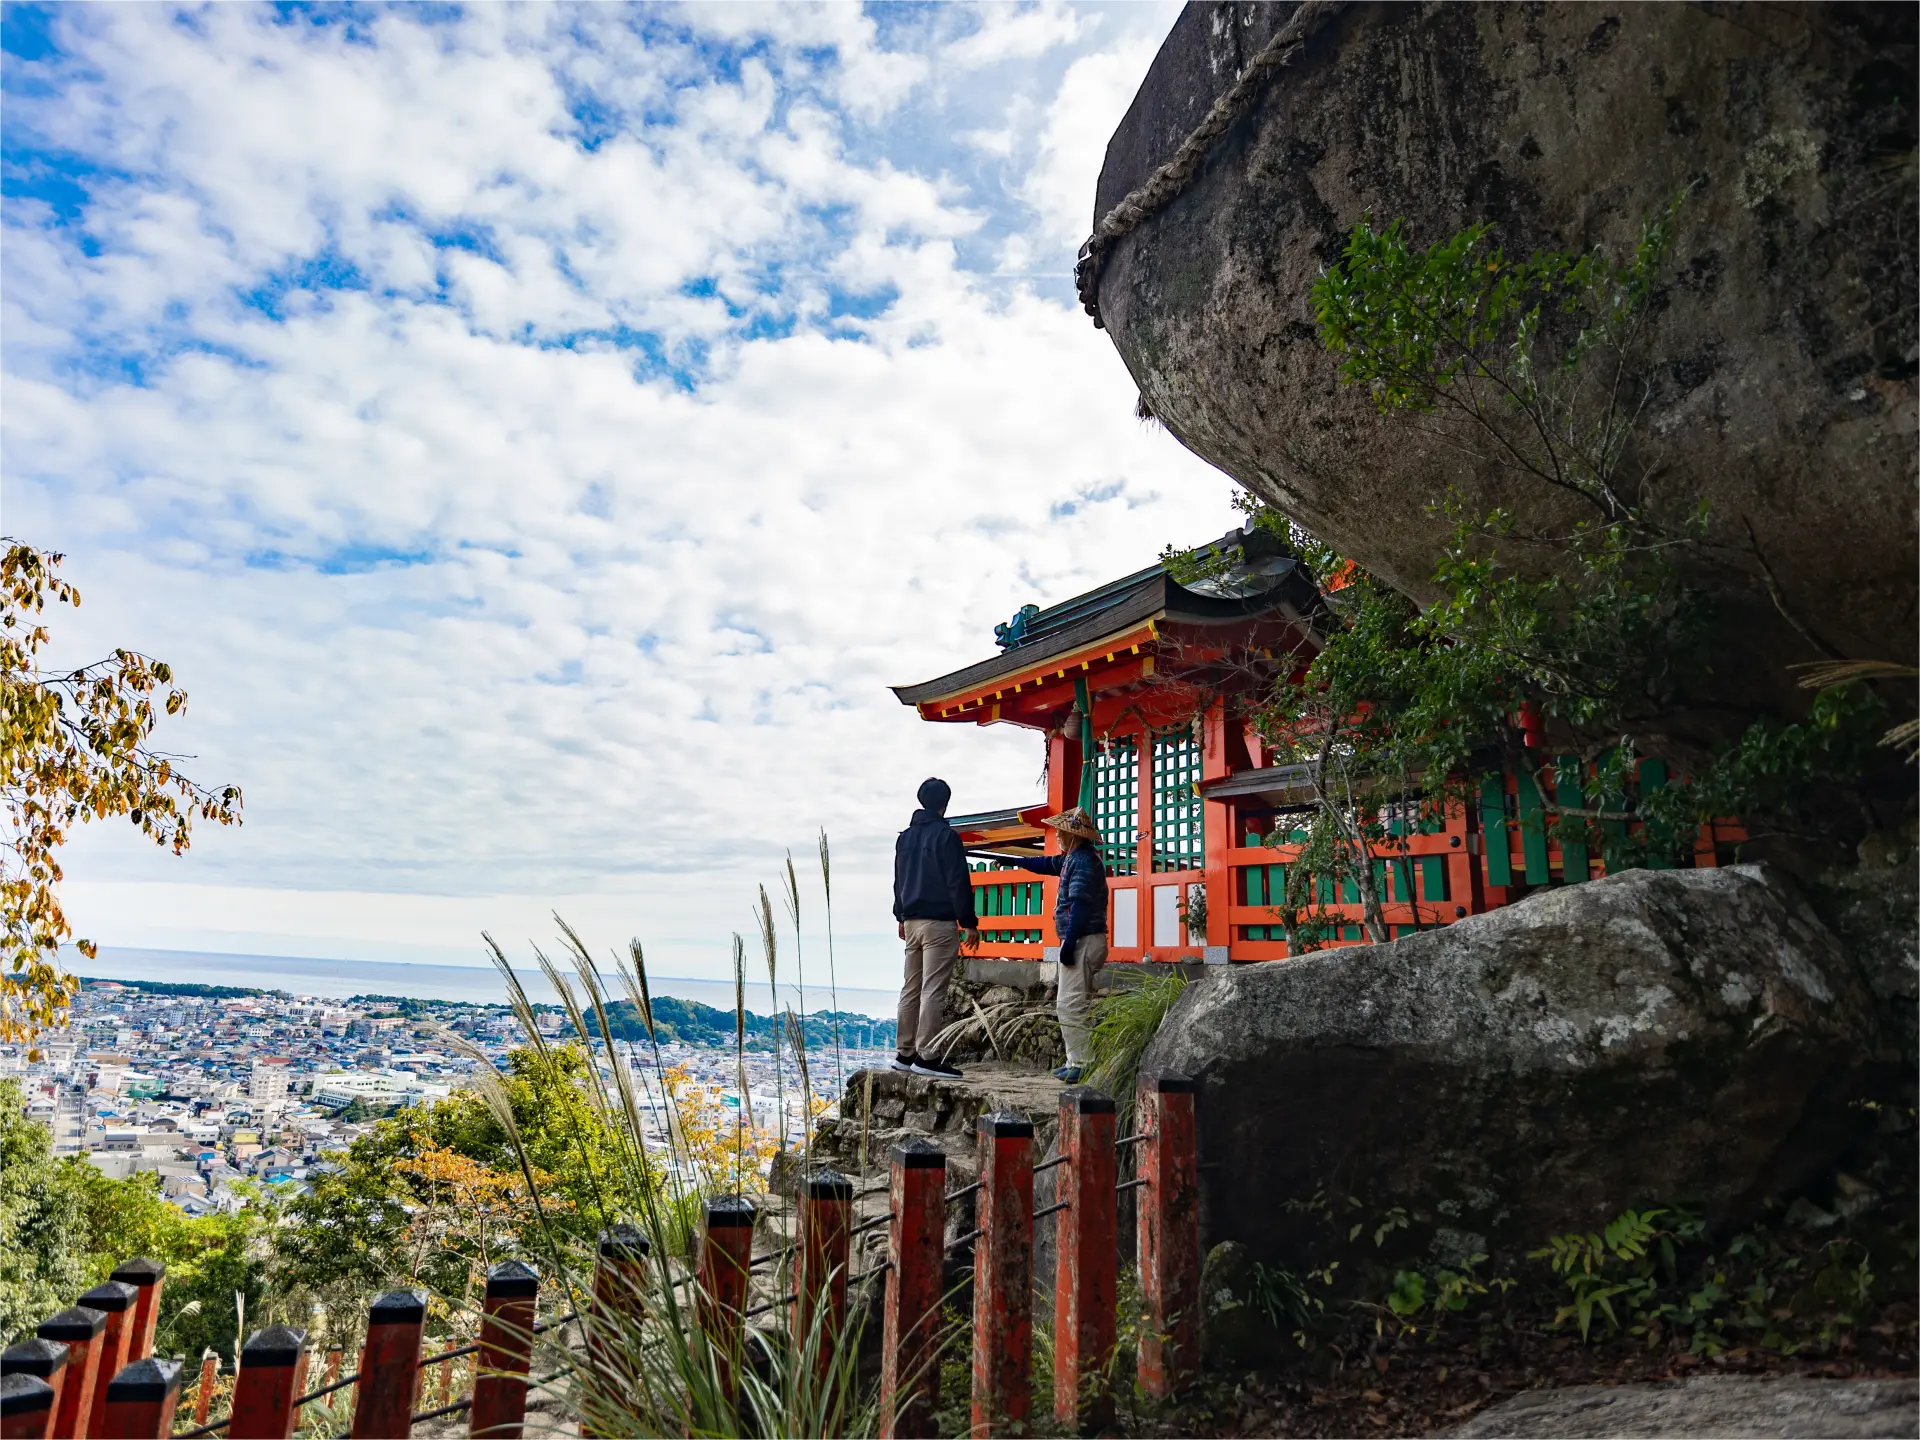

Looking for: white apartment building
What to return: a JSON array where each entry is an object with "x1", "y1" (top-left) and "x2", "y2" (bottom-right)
[{"x1": 249, "y1": 1057, "x2": 294, "y2": 1103}]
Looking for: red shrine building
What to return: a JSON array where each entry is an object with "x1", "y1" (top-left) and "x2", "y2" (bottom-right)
[{"x1": 892, "y1": 527, "x2": 1742, "y2": 970}]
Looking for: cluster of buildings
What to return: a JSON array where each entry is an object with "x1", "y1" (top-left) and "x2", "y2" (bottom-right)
[
  {"x1": 1, "y1": 982, "x2": 513, "y2": 1215},
  {"x1": 3, "y1": 980, "x2": 888, "y2": 1215}
]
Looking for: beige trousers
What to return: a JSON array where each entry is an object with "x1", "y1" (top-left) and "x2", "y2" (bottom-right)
[
  {"x1": 1055, "y1": 934, "x2": 1108, "y2": 1067},
  {"x1": 898, "y1": 919, "x2": 962, "y2": 1058}
]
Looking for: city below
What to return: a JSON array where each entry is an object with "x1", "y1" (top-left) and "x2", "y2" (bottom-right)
[{"x1": 5, "y1": 977, "x2": 892, "y2": 1215}]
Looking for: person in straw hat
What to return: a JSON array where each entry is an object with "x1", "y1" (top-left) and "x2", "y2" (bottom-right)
[{"x1": 1005, "y1": 805, "x2": 1110, "y2": 1083}]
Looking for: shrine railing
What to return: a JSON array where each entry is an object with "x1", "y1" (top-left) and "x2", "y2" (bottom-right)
[{"x1": 966, "y1": 866, "x2": 1052, "y2": 958}]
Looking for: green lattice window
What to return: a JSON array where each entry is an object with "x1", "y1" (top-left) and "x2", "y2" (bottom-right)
[
  {"x1": 1091, "y1": 735, "x2": 1138, "y2": 876},
  {"x1": 1151, "y1": 726, "x2": 1203, "y2": 872}
]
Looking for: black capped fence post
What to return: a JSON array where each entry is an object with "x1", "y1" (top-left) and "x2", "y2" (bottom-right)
[
  {"x1": 971, "y1": 1113, "x2": 1034, "y2": 1438},
  {"x1": 879, "y1": 1139, "x2": 944, "y2": 1440},
  {"x1": 228, "y1": 1326, "x2": 307, "y2": 1440},
  {"x1": 0, "y1": 1339, "x2": 67, "y2": 1440},
  {"x1": 1, "y1": 1374, "x2": 57, "y2": 1440},
  {"x1": 349, "y1": 1290, "x2": 426, "y2": 1440},
  {"x1": 96, "y1": 1357, "x2": 182, "y2": 1440},
  {"x1": 37, "y1": 1306, "x2": 107, "y2": 1439},
  {"x1": 78, "y1": 1282, "x2": 137, "y2": 1439},
  {"x1": 695, "y1": 1199, "x2": 754, "y2": 1408},
  {"x1": 468, "y1": 1261, "x2": 538, "y2": 1440},
  {"x1": 1138, "y1": 1074, "x2": 1201, "y2": 1397},
  {"x1": 106, "y1": 1262, "x2": 165, "y2": 1365},
  {"x1": 582, "y1": 1225, "x2": 649, "y2": 1439}
]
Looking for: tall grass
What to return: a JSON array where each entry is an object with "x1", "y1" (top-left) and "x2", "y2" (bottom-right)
[
  {"x1": 1085, "y1": 968, "x2": 1189, "y2": 1129},
  {"x1": 458, "y1": 918, "x2": 880, "y2": 1438},
  {"x1": 819, "y1": 828, "x2": 845, "y2": 1094}
]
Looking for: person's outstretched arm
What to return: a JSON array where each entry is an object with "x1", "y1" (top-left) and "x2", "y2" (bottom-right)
[{"x1": 1007, "y1": 854, "x2": 1065, "y2": 876}]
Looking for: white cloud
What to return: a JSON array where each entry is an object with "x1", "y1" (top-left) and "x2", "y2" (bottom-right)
[
  {"x1": 4, "y1": 2, "x2": 1227, "y2": 991},
  {"x1": 943, "y1": 2, "x2": 1093, "y2": 69},
  {"x1": 1020, "y1": 28, "x2": 1165, "y2": 245}
]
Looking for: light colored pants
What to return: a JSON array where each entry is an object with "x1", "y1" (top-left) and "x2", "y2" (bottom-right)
[
  {"x1": 1055, "y1": 933, "x2": 1108, "y2": 1067},
  {"x1": 898, "y1": 919, "x2": 962, "y2": 1058}
]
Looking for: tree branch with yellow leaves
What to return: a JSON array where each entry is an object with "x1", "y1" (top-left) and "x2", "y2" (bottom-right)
[{"x1": 2, "y1": 540, "x2": 242, "y2": 1043}]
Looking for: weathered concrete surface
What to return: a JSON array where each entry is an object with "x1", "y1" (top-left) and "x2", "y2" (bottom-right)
[
  {"x1": 1447, "y1": 1375, "x2": 1919, "y2": 1438},
  {"x1": 1094, "y1": 3, "x2": 1916, "y2": 739},
  {"x1": 1138, "y1": 865, "x2": 1896, "y2": 1268}
]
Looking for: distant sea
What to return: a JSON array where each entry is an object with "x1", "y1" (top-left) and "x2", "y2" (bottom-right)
[{"x1": 74, "y1": 947, "x2": 901, "y2": 1019}]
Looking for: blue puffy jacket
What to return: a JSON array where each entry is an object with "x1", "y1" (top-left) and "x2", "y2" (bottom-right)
[
  {"x1": 893, "y1": 810, "x2": 980, "y2": 928},
  {"x1": 1010, "y1": 846, "x2": 1108, "y2": 956}
]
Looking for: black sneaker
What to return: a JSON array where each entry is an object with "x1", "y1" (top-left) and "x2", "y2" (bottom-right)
[
  {"x1": 890, "y1": 1052, "x2": 918, "y2": 1073},
  {"x1": 910, "y1": 1056, "x2": 963, "y2": 1080}
]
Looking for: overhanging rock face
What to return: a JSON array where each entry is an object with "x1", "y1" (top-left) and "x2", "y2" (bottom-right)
[
  {"x1": 1091, "y1": 2, "x2": 1916, "y2": 733},
  {"x1": 1139, "y1": 865, "x2": 1896, "y2": 1267}
]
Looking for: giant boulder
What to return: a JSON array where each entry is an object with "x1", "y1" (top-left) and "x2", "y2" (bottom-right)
[
  {"x1": 1139, "y1": 865, "x2": 1895, "y2": 1266},
  {"x1": 1091, "y1": 2, "x2": 1916, "y2": 737}
]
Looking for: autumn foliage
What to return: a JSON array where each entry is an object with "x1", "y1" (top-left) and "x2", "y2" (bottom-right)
[{"x1": 0, "y1": 541, "x2": 240, "y2": 1042}]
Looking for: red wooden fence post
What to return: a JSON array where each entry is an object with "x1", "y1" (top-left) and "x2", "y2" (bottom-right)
[
  {"x1": 1054, "y1": 1088, "x2": 1117, "y2": 1434},
  {"x1": 879, "y1": 1139, "x2": 944, "y2": 1440},
  {"x1": 0, "y1": 1339, "x2": 67, "y2": 1440},
  {"x1": 190, "y1": 1354, "x2": 217, "y2": 1429},
  {"x1": 228, "y1": 1326, "x2": 307, "y2": 1440},
  {"x1": 348, "y1": 1289, "x2": 426, "y2": 1440},
  {"x1": 36, "y1": 1307, "x2": 106, "y2": 1439},
  {"x1": 106, "y1": 1262, "x2": 165, "y2": 1365},
  {"x1": 96, "y1": 1357, "x2": 181, "y2": 1440},
  {"x1": 467, "y1": 1260, "x2": 537, "y2": 1440},
  {"x1": 695, "y1": 1198, "x2": 754, "y2": 1406},
  {"x1": 581, "y1": 1225, "x2": 650, "y2": 1438},
  {"x1": 1137, "y1": 1074, "x2": 1201, "y2": 1397},
  {"x1": 970, "y1": 1113, "x2": 1033, "y2": 1439},
  {"x1": 78, "y1": 1282, "x2": 137, "y2": 1440},
  {"x1": 1, "y1": 1376, "x2": 56, "y2": 1440},
  {"x1": 798, "y1": 1171, "x2": 853, "y2": 1368}
]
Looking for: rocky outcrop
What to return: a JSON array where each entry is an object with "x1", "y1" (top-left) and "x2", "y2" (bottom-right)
[
  {"x1": 1138, "y1": 865, "x2": 1898, "y2": 1270},
  {"x1": 1449, "y1": 1376, "x2": 1920, "y2": 1439},
  {"x1": 809, "y1": 1062, "x2": 1072, "y2": 1280},
  {"x1": 1091, "y1": 3, "x2": 1916, "y2": 734}
]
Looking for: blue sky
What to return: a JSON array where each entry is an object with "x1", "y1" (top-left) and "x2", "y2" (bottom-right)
[{"x1": 2, "y1": 1, "x2": 1236, "y2": 988}]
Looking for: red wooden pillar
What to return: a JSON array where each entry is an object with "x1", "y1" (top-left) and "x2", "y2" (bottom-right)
[
  {"x1": 348, "y1": 1289, "x2": 426, "y2": 1440},
  {"x1": 798, "y1": 1172, "x2": 853, "y2": 1367},
  {"x1": 1044, "y1": 729, "x2": 1074, "y2": 929},
  {"x1": 78, "y1": 1283, "x2": 137, "y2": 1440},
  {"x1": 1199, "y1": 700, "x2": 1234, "y2": 958},
  {"x1": 970, "y1": 1114, "x2": 1033, "y2": 1439},
  {"x1": 1, "y1": 1339, "x2": 67, "y2": 1440},
  {"x1": 1138, "y1": 1075, "x2": 1202, "y2": 1397},
  {"x1": 1054, "y1": 1089, "x2": 1117, "y2": 1433},
  {"x1": 1134, "y1": 723, "x2": 1155, "y2": 889},
  {"x1": 228, "y1": 1326, "x2": 307, "y2": 1440},
  {"x1": 880, "y1": 1139, "x2": 945, "y2": 1440},
  {"x1": 106, "y1": 1262, "x2": 165, "y2": 1365},
  {"x1": 37, "y1": 1307, "x2": 106, "y2": 1439},
  {"x1": 96, "y1": 1358, "x2": 181, "y2": 1439},
  {"x1": 188, "y1": 1353, "x2": 217, "y2": 1429},
  {"x1": 1, "y1": 1376, "x2": 56, "y2": 1440},
  {"x1": 695, "y1": 1199, "x2": 753, "y2": 1405},
  {"x1": 1443, "y1": 796, "x2": 1478, "y2": 920},
  {"x1": 468, "y1": 1260, "x2": 537, "y2": 1440}
]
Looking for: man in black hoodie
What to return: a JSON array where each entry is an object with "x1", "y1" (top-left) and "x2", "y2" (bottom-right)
[{"x1": 892, "y1": 777, "x2": 979, "y2": 1079}]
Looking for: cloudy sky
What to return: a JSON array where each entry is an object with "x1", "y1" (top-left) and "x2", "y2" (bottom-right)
[{"x1": 3, "y1": 1, "x2": 1235, "y2": 991}]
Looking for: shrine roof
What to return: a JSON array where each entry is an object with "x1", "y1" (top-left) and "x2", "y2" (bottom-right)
[{"x1": 891, "y1": 531, "x2": 1316, "y2": 708}]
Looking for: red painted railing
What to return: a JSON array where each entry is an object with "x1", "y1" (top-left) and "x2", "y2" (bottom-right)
[{"x1": 3, "y1": 1077, "x2": 1202, "y2": 1440}]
